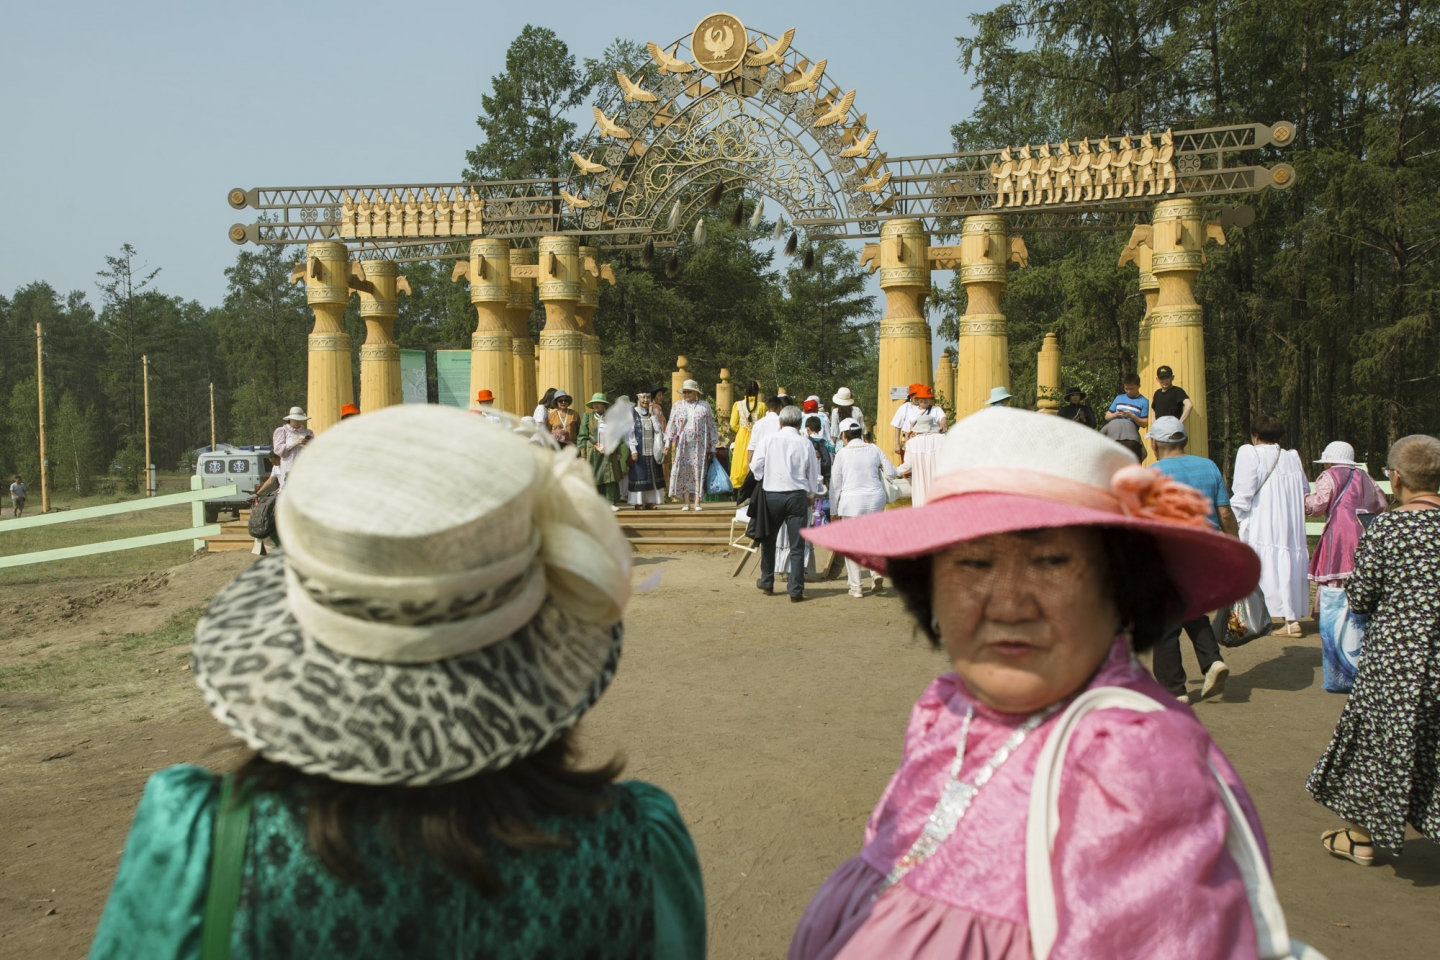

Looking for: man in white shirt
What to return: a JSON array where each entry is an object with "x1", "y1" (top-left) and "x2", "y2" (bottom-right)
[
  {"x1": 749, "y1": 405, "x2": 821, "y2": 602},
  {"x1": 746, "y1": 396, "x2": 786, "y2": 453}
]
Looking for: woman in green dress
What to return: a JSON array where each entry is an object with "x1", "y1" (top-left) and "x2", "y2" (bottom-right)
[
  {"x1": 578, "y1": 393, "x2": 631, "y2": 507},
  {"x1": 88, "y1": 405, "x2": 704, "y2": 960}
]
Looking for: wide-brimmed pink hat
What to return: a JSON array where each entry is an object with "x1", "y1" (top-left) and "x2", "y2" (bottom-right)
[{"x1": 804, "y1": 407, "x2": 1259, "y2": 619}]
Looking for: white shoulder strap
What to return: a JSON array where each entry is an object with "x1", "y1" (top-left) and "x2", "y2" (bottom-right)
[{"x1": 1025, "y1": 686, "x2": 1320, "y2": 960}]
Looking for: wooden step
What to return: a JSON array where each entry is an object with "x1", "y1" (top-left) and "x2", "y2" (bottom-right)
[
  {"x1": 202, "y1": 535, "x2": 259, "y2": 553},
  {"x1": 628, "y1": 536, "x2": 733, "y2": 546}
]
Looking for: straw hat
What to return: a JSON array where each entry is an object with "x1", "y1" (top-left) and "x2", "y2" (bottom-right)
[
  {"x1": 192, "y1": 405, "x2": 632, "y2": 786},
  {"x1": 832, "y1": 387, "x2": 856, "y2": 406},
  {"x1": 1315, "y1": 441, "x2": 1360, "y2": 466},
  {"x1": 804, "y1": 407, "x2": 1258, "y2": 619},
  {"x1": 681, "y1": 379, "x2": 701, "y2": 394},
  {"x1": 284, "y1": 406, "x2": 310, "y2": 422}
]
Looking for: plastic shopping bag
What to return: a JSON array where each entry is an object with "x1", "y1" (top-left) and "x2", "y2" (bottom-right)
[
  {"x1": 1318, "y1": 585, "x2": 1367, "y2": 692},
  {"x1": 1211, "y1": 586, "x2": 1273, "y2": 648},
  {"x1": 705, "y1": 456, "x2": 735, "y2": 496}
]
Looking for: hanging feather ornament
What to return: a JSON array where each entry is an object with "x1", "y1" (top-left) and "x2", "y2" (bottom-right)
[
  {"x1": 705, "y1": 180, "x2": 724, "y2": 208},
  {"x1": 772, "y1": 217, "x2": 785, "y2": 240},
  {"x1": 802, "y1": 246, "x2": 815, "y2": 271},
  {"x1": 641, "y1": 239, "x2": 655, "y2": 266},
  {"x1": 665, "y1": 253, "x2": 679, "y2": 278},
  {"x1": 666, "y1": 201, "x2": 681, "y2": 232},
  {"x1": 730, "y1": 197, "x2": 745, "y2": 228},
  {"x1": 749, "y1": 198, "x2": 765, "y2": 230},
  {"x1": 784, "y1": 230, "x2": 798, "y2": 257},
  {"x1": 694, "y1": 218, "x2": 707, "y2": 246}
]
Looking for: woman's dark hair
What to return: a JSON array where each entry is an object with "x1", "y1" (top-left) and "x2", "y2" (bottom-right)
[
  {"x1": 887, "y1": 527, "x2": 1183, "y2": 653},
  {"x1": 834, "y1": 404, "x2": 856, "y2": 422},
  {"x1": 844, "y1": 427, "x2": 863, "y2": 442},
  {"x1": 538, "y1": 387, "x2": 558, "y2": 409},
  {"x1": 1251, "y1": 414, "x2": 1285, "y2": 445},
  {"x1": 234, "y1": 728, "x2": 621, "y2": 896},
  {"x1": 745, "y1": 380, "x2": 760, "y2": 397}
]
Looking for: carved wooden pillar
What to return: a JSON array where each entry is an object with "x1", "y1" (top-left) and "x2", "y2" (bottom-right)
[
  {"x1": 671, "y1": 355, "x2": 690, "y2": 412},
  {"x1": 716, "y1": 368, "x2": 733, "y2": 435},
  {"x1": 955, "y1": 215, "x2": 1011, "y2": 419},
  {"x1": 1150, "y1": 199, "x2": 1208, "y2": 457},
  {"x1": 1037, "y1": 333, "x2": 1062, "y2": 414},
  {"x1": 356, "y1": 260, "x2": 408, "y2": 413},
  {"x1": 293, "y1": 241, "x2": 353, "y2": 433},
  {"x1": 461, "y1": 238, "x2": 513, "y2": 414},
  {"x1": 935, "y1": 353, "x2": 954, "y2": 409},
  {"x1": 536, "y1": 236, "x2": 583, "y2": 401},
  {"x1": 508, "y1": 248, "x2": 538, "y2": 416},
  {"x1": 877, "y1": 219, "x2": 931, "y2": 462},
  {"x1": 576, "y1": 244, "x2": 602, "y2": 402}
]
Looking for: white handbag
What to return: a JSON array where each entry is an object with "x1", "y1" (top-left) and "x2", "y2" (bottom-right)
[
  {"x1": 877, "y1": 450, "x2": 903, "y2": 504},
  {"x1": 1025, "y1": 687, "x2": 1327, "y2": 960}
]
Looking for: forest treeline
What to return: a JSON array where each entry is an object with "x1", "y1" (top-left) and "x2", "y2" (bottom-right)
[{"x1": 0, "y1": 2, "x2": 1434, "y2": 493}]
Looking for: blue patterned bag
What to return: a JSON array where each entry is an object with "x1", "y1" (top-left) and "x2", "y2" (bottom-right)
[{"x1": 1317, "y1": 584, "x2": 1366, "y2": 692}]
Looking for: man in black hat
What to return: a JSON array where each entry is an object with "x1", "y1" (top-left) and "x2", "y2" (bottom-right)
[
  {"x1": 1151, "y1": 365, "x2": 1194, "y2": 423},
  {"x1": 1056, "y1": 386, "x2": 1097, "y2": 429}
]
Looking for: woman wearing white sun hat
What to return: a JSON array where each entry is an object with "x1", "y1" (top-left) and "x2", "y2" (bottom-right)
[
  {"x1": 270, "y1": 406, "x2": 314, "y2": 489},
  {"x1": 664, "y1": 379, "x2": 719, "y2": 511},
  {"x1": 89, "y1": 406, "x2": 705, "y2": 959},
  {"x1": 793, "y1": 407, "x2": 1319, "y2": 960},
  {"x1": 829, "y1": 387, "x2": 867, "y2": 443}
]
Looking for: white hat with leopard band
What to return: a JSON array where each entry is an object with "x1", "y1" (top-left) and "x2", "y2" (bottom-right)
[{"x1": 191, "y1": 404, "x2": 633, "y2": 786}]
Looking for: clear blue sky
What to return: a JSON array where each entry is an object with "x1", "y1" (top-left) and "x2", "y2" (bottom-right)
[{"x1": 1, "y1": 1, "x2": 992, "y2": 308}]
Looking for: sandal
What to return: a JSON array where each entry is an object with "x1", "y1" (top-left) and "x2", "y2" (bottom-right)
[{"x1": 1321, "y1": 828, "x2": 1375, "y2": 866}]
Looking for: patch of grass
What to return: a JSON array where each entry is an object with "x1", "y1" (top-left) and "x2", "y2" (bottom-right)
[{"x1": 0, "y1": 605, "x2": 204, "y2": 701}]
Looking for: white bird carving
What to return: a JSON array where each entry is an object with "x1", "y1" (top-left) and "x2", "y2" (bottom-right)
[
  {"x1": 783, "y1": 59, "x2": 826, "y2": 93},
  {"x1": 857, "y1": 170, "x2": 892, "y2": 193},
  {"x1": 570, "y1": 152, "x2": 607, "y2": 174},
  {"x1": 841, "y1": 129, "x2": 877, "y2": 158},
  {"x1": 747, "y1": 28, "x2": 794, "y2": 65},
  {"x1": 814, "y1": 89, "x2": 855, "y2": 127},
  {"x1": 615, "y1": 71, "x2": 658, "y2": 103},
  {"x1": 592, "y1": 107, "x2": 632, "y2": 139},
  {"x1": 647, "y1": 41, "x2": 695, "y2": 74},
  {"x1": 702, "y1": 25, "x2": 734, "y2": 60},
  {"x1": 560, "y1": 189, "x2": 590, "y2": 209}
]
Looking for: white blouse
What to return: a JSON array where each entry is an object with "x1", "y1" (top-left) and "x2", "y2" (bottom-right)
[{"x1": 830, "y1": 440, "x2": 897, "y2": 517}]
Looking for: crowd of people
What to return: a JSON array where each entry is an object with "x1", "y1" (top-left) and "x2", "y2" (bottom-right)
[{"x1": 82, "y1": 376, "x2": 1438, "y2": 958}]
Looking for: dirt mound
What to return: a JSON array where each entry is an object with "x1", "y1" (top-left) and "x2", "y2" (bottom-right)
[{"x1": 4, "y1": 571, "x2": 171, "y2": 624}]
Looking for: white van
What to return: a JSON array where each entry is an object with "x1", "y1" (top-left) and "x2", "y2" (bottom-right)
[{"x1": 195, "y1": 447, "x2": 272, "y2": 522}]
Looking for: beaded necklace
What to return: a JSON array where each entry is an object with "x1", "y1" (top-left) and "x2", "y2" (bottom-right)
[{"x1": 878, "y1": 700, "x2": 1062, "y2": 894}]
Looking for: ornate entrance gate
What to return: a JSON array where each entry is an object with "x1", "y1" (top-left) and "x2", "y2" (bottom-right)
[{"x1": 227, "y1": 13, "x2": 1294, "y2": 458}]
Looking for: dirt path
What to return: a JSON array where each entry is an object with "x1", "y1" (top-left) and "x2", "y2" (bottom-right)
[{"x1": 2, "y1": 550, "x2": 1437, "y2": 958}]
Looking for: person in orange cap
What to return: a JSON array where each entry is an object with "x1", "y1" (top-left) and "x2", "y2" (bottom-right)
[
  {"x1": 471, "y1": 390, "x2": 501, "y2": 422},
  {"x1": 339, "y1": 403, "x2": 360, "y2": 420},
  {"x1": 890, "y1": 384, "x2": 946, "y2": 456}
]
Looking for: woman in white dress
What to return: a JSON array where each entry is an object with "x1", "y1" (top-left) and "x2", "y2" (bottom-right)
[
  {"x1": 1230, "y1": 413, "x2": 1310, "y2": 633},
  {"x1": 829, "y1": 417, "x2": 897, "y2": 598}
]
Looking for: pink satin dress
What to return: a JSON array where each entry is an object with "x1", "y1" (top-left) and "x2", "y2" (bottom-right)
[{"x1": 789, "y1": 639, "x2": 1266, "y2": 960}]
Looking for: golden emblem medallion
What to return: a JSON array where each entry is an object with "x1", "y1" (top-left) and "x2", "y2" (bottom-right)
[{"x1": 691, "y1": 13, "x2": 746, "y2": 74}]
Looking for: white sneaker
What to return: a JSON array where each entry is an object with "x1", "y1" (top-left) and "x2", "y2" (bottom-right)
[
  {"x1": 693, "y1": 505, "x2": 703, "y2": 512},
  {"x1": 849, "y1": 588, "x2": 864, "y2": 598},
  {"x1": 1201, "y1": 661, "x2": 1230, "y2": 700},
  {"x1": 611, "y1": 505, "x2": 620, "y2": 512},
  {"x1": 1176, "y1": 692, "x2": 1192, "y2": 704},
  {"x1": 681, "y1": 505, "x2": 690, "y2": 511},
  {"x1": 871, "y1": 575, "x2": 884, "y2": 594}
]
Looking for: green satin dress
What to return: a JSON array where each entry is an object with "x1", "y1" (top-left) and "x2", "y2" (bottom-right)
[{"x1": 88, "y1": 765, "x2": 705, "y2": 959}]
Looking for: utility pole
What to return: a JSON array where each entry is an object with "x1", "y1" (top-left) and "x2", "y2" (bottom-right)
[
  {"x1": 36, "y1": 322, "x2": 49, "y2": 514},
  {"x1": 142, "y1": 354, "x2": 153, "y2": 497},
  {"x1": 209, "y1": 382, "x2": 217, "y2": 451}
]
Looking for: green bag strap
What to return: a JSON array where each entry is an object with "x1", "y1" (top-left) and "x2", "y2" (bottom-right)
[{"x1": 200, "y1": 772, "x2": 254, "y2": 960}]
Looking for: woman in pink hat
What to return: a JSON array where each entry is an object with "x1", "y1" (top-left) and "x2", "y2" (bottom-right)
[{"x1": 791, "y1": 408, "x2": 1311, "y2": 960}]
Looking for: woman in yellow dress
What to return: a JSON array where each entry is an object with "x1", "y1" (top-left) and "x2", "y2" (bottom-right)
[{"x1": 729, "y1": 380, "x2": 763, "y2": 487}]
